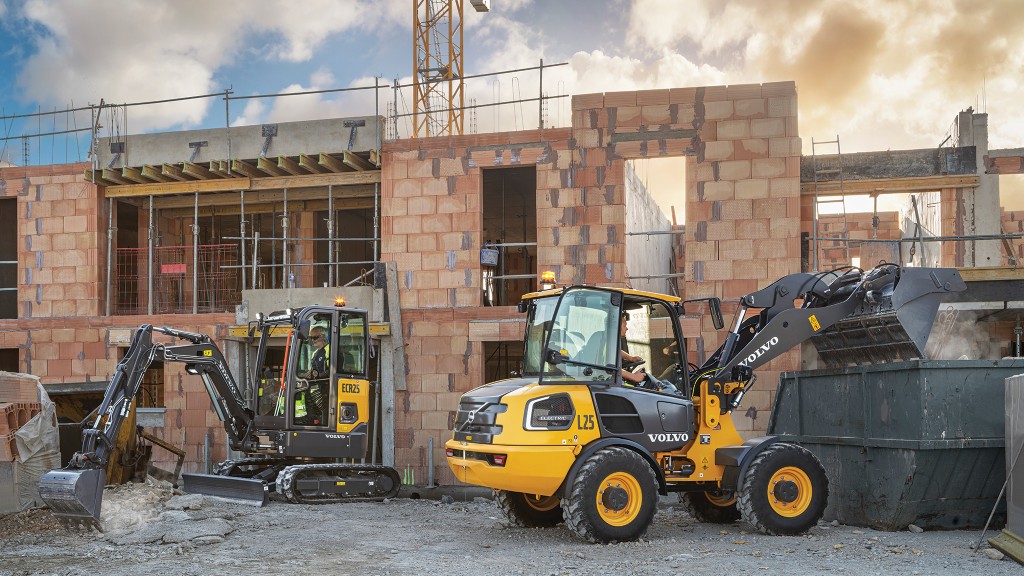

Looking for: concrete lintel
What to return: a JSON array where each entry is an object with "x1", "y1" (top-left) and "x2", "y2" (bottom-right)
[{"x1": 610, "y1": 129, "x2": 698, "y2": 143}]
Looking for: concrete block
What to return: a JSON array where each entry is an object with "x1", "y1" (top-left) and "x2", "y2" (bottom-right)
[
  {"x1": 750, "y1": 118, "x2": 786, "y2": 139},
  {"x1": 716, "y1": 120, "x2": 750, "y2": 141},
  {"x1": 702, "y1": 181, "x2": 734, "y2": 201},
  {"x1": 572, "y1": 93, "x2": 604, "y2": 110},
  {"x1": 735, "y1": 139, "x2": 769, "y2": 160},
  {"x1": 703, "y1": 85, "x2": 728, "y2": 101},
  {"x1": 727, "y1": 84, "x2": 762, "y2": 100},
  {"x1": 604, "y1": 91, "x2": 637, "y2": 107},
  {"x1": 735, "y1": 179, "x2": 769, "y2": 200},
  {"x1": 636, "y1": 89, "x2": 670, "y2": 106},
  {"x1": 704, "y1": 101, "x2": 733, "y2": 121},
  {"x1": 718, "y1": 160, "x2": 751, "y2": 181},
  {"x1": 703, "y1": 141, "x2": 734, "y2": 161},
  {"x1": 733, "y1": 98, "x2": 766, "y2": 118},
  {"x1": 751, "y1": 158, "x2": 787, "y2": 179},
  {"x1": 768, "y1": 96, "x2": 798, "y2": 118}
]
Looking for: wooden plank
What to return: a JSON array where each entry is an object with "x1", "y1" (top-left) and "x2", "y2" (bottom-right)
[
  {"x1": 104, "y1": 177, "x2": 252, "y2": 197},
  {"x1": 801, "y1": 174, "x2": 979, "y2": 196},
  {"x1": 319, "y1": 152, "x2": 351, "y2": 173},
  {"x1": 101, "y1": 168, "x2": 131, "y2": 185},
  {"x1": 141, "y1": 165, "x2": 172, "y2": 183},
  {"x1": 231, "y1": 159, "x2": 263, "y2": 179},
  {"x1": 369, "y1": 149, "x2": 379, "y2": 167},
  {"x1": 257, "y1": 156, "x2": 287, "y2": 176},
  {"x1": 249, "y1": 171, "x2": 381, "y2": 190},
  {"x1": 183, "y1": 161, "x2": 218, "y2": 180},
  {"x1": 298, "y1": 154, "x2": 327, "y2": 174},
  {"x1": 209, "y1": 160, "x2": 231, "y2": 177},
  {"x1": 162, "y1": 163, "x2": 187, "y2": 181},
  {"x1": 120, "y1": 166, "x2": 150, "y2": 184},
  {"x1": 83, "y1": 169, "x2": 116, "y2": 187},
  {"x1": 958, "y1": 266, "x2": 1024, "y2": 282},
  {"x1": 342, "y1": 150, "x2": 373, "y2": 171},
  {"x1": 276, "y1": 155, "x2": 304, "y2": 176}
]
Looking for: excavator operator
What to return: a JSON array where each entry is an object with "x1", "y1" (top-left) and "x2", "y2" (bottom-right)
[{"x1": 295, "y1": 325, "x2": 330, "y2": 425}]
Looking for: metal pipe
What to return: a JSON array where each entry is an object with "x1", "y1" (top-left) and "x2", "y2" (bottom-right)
[
  {"x1": 343, "y1": 268, "x2": 375, "y2": 287},
  {"x1": 483, "y1": 241, "x2": 538, "y2": 248},
  {"x1": 625, "y1": 230, "x2": 686, "y2": 236},
  {"x1": 628, "y1": 273, "x2": 687, "y2": 280},
  {"x1": 192, "y1": 192, "x2": 199, "y2": 314},
  {"x1": 240, "y1": 189, "x2": 246, "y2": 291},
  {"x1": 283, "y1": 188, "x2": 290, "y2": 287},
  {"x1": 147, "y1": 195, "x2": 154, "y2": 315},
  {"x1": 327, "y1": 184, "x2": 334, "y2": 287},
  {"x1": 371, "y1": 355, "x2": 381, "y2": 464},
  {"x1": 105, "y1": 197, "x2": 113, "y2": 316},
  {"x1": 538, "y1": 58, "x2": 544, "y2": 130},
  {"x1": 251, "y1": 231, "x2": 259, "y2": 288},
  {"x1": 427, "y1": 436, "x2": 434, "y2": 487},
  {"x1": 222, "y1": 260, "x2": 382, "y2": 270},
  {"x1": 223, "y1": 236, "x2": 382, "y2": 242},
  {"x1": 224, "y1": 88, "x2": 232, "y2": 176}
]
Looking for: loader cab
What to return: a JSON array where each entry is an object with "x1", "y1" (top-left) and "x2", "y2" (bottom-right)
[{"x1": 525, "y1": 286, "x2": 691, "y2": 395}]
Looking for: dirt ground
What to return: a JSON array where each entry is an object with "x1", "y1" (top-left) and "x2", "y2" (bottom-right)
[{"x1": 0, "y1": 480, "x2": 1016, "y2": 576}]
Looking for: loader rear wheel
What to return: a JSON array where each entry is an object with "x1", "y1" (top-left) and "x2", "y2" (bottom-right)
[
  {"x1": 563, "y1": 447, "x2": 658, "y2": 543},
  {"x1": 496, "y1": 491, "x2": 563, "y2": 527},
  {"x1": 682, "y1": 490, "x2": 741, "y2": 523},
  {"x1": 737, "y1": 443, "x2": 828, "y2": 535}
]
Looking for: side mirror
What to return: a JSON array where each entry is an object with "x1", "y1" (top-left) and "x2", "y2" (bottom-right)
[
  {"x1": 517, "y1": 300, "x2": 529, "y2": 314},
  {"x1": 709, "y1": 298, "x2": 724, "y2": 330},
  {"x1": 297, "y1": 319, "x2": 311, "y2": 341}
]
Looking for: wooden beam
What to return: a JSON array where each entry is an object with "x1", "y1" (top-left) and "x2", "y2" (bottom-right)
[
  {"x1": 158, "y1": 197, "x2": 375, "y2": 219},
  {"x1": 250, "y1": 171, "x2": 381, "y2": 190},
  {"x1": 257, "y1": 156, "x2": 287, "y2": 176},
  {"x1": 209, "y1": 160, "x2": 232, "y2": 177},
  {"x1": 101, "y1": 168, "x2": 131, "y2": 185},
  {"x1": 83, "y1": 169, "x2": 115, "y2": 187},
  {"x1": 958, "y1": 266, "x2": 1024, "y2": 282},
  {"x1": 277, "y1": 155, "x2": 305, "y2": 176},
  {"x1": 342, "y1": 150, "x2": 373, "y2": 171},
  {"x1": 120, "y1": 166, "x2": 150, "y2": 184},
  {"x1": 800, "y1": 174, "x2": 980, "y2": 195},
  {"x1": 148, "y1": 185, "x2": 375, "y2": 209},
  {"x1": 369, "y1": 149, "x2": 379, "y2": 167},
  {"x1": 141, "y1": 165, "x2": 173, "y2": 183},
  {"x1": 231, "y1": 159, "x2": 263, "y2": 179},
  {"x1": 319, "y1": 153, "x2": 351, "y2": 173},
  {"x1": 162, "y1": 163, "x2": 187, "y2": 181},
  {"x1": 104, "y1": 177, "x2": 252, "y2": 198},
  {"x1": 183, "y1": 161, "x2": 219, "y2": 180},
  {"x1": 298, "y1": 154, "x2": 327, "y2": 174}
]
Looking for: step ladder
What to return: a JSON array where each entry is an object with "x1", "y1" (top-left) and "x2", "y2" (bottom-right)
[{"x1": 811, "y1": 136, "x2": 850, "y2": 271}]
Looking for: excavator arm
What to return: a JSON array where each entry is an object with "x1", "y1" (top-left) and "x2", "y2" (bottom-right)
[{"x1": 40, "y1": 324, "x2": 255, "y2": 522}]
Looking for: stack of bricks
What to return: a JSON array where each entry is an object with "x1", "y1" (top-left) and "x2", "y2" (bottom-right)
[
  {"x1": 2, "y1": 163, "x2": 105, "y2": 319},
  {"x1": 1002, "y1": 209, "x2": 1024, "y2": 265},
  {"x1": 811, "y1": 212, "x2": 902, "y2": 268},
  {"x1": 0, "y1": 372, "x2": 42, "y2": 461}
]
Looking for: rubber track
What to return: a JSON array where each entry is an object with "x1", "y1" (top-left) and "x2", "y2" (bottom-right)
[
  {"x1": 215, "y1": 457, "x2": 291, "y2": 478},
  {"x1": 276, "y1": 463, "x2": 401, "y2": 504}
]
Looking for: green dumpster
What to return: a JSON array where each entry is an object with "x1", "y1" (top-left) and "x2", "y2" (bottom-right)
[{"x1": 768, "y1": 359, "x2": 1024, "y2": 530}]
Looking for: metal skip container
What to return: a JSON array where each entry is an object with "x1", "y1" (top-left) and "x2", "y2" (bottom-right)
[{"x1": 768, "y1": 359, "x2": 1024, "y2": 530}]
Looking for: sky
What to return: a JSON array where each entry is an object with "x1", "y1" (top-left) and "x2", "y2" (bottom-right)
[{"x1": 1, "y1": 0, "x2": 1022, "y2": 215}]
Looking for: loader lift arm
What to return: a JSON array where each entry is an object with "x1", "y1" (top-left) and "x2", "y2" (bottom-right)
[
  {"x1": 695, "y1": 264, "x2": 966, "y2": 411},
  {"x1": 40, "y1": 324, "x2": 255, "y2": 521}
]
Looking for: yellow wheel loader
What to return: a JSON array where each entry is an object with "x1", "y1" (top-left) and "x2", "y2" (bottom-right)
[
  {"x1": 39, "y1": 305, "x2": 399, "y2": 523},
  {"x1": 447, "y1": 264, "x2": 966, "y2": 542}
]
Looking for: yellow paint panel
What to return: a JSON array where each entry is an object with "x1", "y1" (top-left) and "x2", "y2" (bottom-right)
[{"x1": 336, "y1": 377, "x2": 370, "y2": 433}]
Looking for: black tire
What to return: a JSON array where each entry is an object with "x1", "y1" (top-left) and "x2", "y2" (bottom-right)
[
  {"x1": 737, "y1": 443, "x2": 828, "y2": 535},
  {"x1": 496, "y1": 491, "x2": 563, "y2": 527},
  {"x1": 681, "y1": 490, "x2": 741, "y2": 523},
  {"x1": 562, "y1": 447, "x2": 659, "y2": 543}
]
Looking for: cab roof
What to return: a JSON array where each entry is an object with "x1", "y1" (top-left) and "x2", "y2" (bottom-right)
[{"x1": 521, "y1": 285, "x2": 680, "y2": 304}]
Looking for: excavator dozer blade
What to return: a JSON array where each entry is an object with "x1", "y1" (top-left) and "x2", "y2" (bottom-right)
[
  {"x1": 811, "y1": 267, "x2": 966, "y2": 367},
  {"x1": 181, "y1": 473, "x2": 269, "y2": 506},
  {"x1": 38, "y1": 468, "x2": 106, "y2": 522}
]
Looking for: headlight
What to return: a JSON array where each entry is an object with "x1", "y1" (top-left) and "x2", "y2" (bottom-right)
[{"x1": 524, "y1": 394, "x2": 575, "y2": 430}]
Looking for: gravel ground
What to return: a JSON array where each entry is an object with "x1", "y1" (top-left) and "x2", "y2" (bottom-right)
[{"x1": 0, "y1": 480, "x2": 1016, "y2": 576}]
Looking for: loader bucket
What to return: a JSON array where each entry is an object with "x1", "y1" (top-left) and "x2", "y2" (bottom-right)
[
  {"x1": 810, "y1": 267, "x2": 966, "y2": 368},
  {"x1": 38, "y1": 468, "x2": 106, "y2": 522},
  {"x1": 181, "y1": 472, "x2": 269, "y2": 506}
]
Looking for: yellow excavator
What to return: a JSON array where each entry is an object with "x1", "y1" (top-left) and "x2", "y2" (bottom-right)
[
  {"x1": 40, "y1": 305, "x2": 399, "y2": 522},
  {"x1": 447, "y1": 264, "x2": 966, "y2": 542}
]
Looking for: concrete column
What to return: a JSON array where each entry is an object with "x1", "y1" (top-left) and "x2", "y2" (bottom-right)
[{"x1": 959, "y1": 110, "x2": 1001, "y2": 266}]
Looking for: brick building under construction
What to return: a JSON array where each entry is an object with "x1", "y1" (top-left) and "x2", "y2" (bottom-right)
[{"x1": 1, "y1": 81, "x2": 1023, "y2": 485}]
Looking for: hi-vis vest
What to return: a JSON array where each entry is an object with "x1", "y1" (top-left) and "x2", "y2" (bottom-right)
[{"x1": 295, "y1": 393, "x2": 307, "y2": 418}]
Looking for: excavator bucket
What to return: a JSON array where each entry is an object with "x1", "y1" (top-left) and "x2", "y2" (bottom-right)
[
  {"x1": 810, "y1": 267, "x2": 966, "y2": 367},
  {"x1": 38, "y1": 468, "x2": 106, "y2": 522},
  {"x1": 181, "y1": 473, "x2": 270, "y2": 506}
]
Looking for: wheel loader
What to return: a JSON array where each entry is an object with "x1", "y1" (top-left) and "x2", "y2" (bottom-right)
[
  {"x1": 39, "y1": 304, "x2": 399, "y2": 523},
  {"x1": 446, "y1": 264, "x2": 966, "y2": 542}
]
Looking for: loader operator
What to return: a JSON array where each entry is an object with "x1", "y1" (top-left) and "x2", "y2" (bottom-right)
[
  {"x1": 295, "y1": 325, "x2": 330, "y2": 425},
  {"x1": 620, "y1": 312, "x2": 681, "y2": 395}
]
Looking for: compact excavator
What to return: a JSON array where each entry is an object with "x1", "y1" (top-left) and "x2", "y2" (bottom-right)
[
  {"x1": 446, "y1": 263, "x2": 966, "y2": 543},
  {"x1": 40, "y1": 305, "x2": 400, "y2": 522}
]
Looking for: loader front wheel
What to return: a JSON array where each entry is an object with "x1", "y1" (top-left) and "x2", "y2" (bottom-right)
[
  {"x1": 563, "y1": 447, "x2": 658, "y2": 543},
  {"x1": 682, "y1": 490, "x2": 741, "y2": 524},
  {"x1": 496, "y1": 491, "x2": 563, "y2": 527},
  {"x1": 737, "y1": 443, "x2": 828, "y2": 535}
]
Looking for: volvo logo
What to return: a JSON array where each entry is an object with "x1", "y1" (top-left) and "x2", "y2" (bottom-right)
[
  {"x1": 325, "y1": 434, "x2": 348, "y2": 439},
  {"x1": 647, "y1": 433, "x2": 689, "y2": 443},
  {"x1": 739, "y1": 336, "x2": 779, "y2": 367}
]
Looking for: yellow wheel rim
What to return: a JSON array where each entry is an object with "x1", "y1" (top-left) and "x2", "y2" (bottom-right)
[
  {"x1": 596, "y1": 472, "x2": 643, "y2": 526},
  {"x1": 524, "y1": 494, "x2": 560, "y2": 512},
  {"x1": 768, "y1": 466, "x2": 812, "y2": 517},
  {"x1": 704, "y1": 491, "x2": 736, "y2": 507}
]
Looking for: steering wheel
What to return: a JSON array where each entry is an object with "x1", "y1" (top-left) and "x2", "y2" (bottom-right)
[{"x1": 622, "y1": 359, "x2": 645, "y2": 372}]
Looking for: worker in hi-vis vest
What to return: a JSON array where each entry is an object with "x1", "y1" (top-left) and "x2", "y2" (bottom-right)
[{"x1": 295, "y1": 325, "x2": 330, "y2": 424}]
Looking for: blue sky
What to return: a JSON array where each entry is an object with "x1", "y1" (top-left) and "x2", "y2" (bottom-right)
[{"x1": 1, "y1": 0, "x2": 1023, "y2": 211}]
